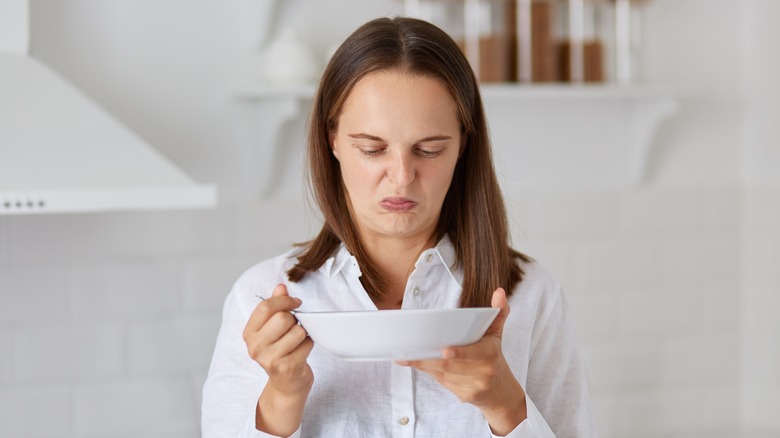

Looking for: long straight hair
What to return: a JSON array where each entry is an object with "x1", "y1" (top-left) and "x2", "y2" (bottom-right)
[{"x1": 287, "y1": 16, "x2": 529, "y2": 308}]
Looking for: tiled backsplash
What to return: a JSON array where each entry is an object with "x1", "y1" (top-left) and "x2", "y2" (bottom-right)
[
  {"x1": 742, "y1": 187, "x2": 780, "y2": 433},
  {"x1": 2, "y1": 184, "x2": 773, "y2": 437}
]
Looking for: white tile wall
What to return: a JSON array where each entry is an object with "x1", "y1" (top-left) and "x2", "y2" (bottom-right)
[
  {"x1": 126, "y1": 316, "x2": 220, "y2": 378},
  {"x1": 71, "y1": 260, "x2": 179, "y2": 321},
  {"x1": 611, "y1": 388, "x2": 704, "y2": 437},
  {"x1": 0, "y1": 386, "x2": 72, "y2": 436},
  {"x1": 181, "y1": 253, "x2": 262, "y2": 314},
  {"x1": 743, "y1": 386, "x2": 780, "y2": 432},
  {"x1": 616, "y1": 287, "x2": 700, "y2": 336},
  {"x1": 742, "y1": 186, "x2": 780, "y2": 434},
  {"x1": 701, "y1": 384, "x2": 742, "y2": 432},
  {"x1": 660, "y1": 236, "x2": 741, "y2": 286},
  {"x1": 490, "y1": 183, "x2": 748, "y2": 436},
  {"x1": 662, "y1": 334, "x2": 740, "y2": 386},
  {"x1": 0, "y1": 219, "x2": 10, "y2": 265},
  {"x1": 13, "y1": 324, "x2": 124, "y2": 384},
  {"x1": 0, "y1": 199, "x2": 326, "y2": 436},
  {"x1": 566, "y1": 292, "x2": 617, "y2": 342},
  {"x1": 0, "y1": 330, "x2": 11, "y2": 385},
  {"x1": 574, "y1": 238, "x2": 663, "y2": 290},
  {"x1": 74, "y1": 378, "x2": 198, "y2": 438},
  {"x1": 617, "y1": 187, "x2": 705, "y2": 235},
  {"x1": 6, "y1": 209, "x2": 236, "y2": 264},
  {"x1": 0, "y1": 265, "x2": 71, "y2": 324},
  {"x1": 583, "y1": 340, "x2": 664, "y2": 392}
]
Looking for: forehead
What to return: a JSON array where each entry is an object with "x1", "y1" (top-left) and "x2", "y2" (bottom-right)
[{"x1": 337, "y1": 70, "x2": 460, "y2": 136}]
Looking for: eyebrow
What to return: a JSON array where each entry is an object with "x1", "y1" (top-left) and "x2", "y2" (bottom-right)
[{"x1": 348, "y1": 133, "x2": 453, "y2": 143}]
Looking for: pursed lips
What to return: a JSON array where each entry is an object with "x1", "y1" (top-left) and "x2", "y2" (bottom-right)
[{"x1": 379, "y1": 197, "x2": 418, "y2": 212}]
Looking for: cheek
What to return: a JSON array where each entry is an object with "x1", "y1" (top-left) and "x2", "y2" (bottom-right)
[{"x1": 340, "y1": 160, "x2": 381, "y2": 196}]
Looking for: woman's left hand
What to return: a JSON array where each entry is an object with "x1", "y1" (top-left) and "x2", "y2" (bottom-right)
[{"x1": 396, "y1": 288, "x2": 527, "y2": 436}]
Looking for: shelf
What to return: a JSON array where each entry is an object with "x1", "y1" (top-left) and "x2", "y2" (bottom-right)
[
  {"x1": 234, "y1": 82, "x2": 673, "y2": 101},
  {"x1": 482, "y1": 85, "x2": 677, "y2": 190},
  {"x1": 233, "y1": 82, "x2": 676, "y2": 193},
  {"x1": 235, "y1": 84, "x2": 316, "y2": 100},
  {"x1": 480, "y1": 83, "x2": 675, "y2": 101}
]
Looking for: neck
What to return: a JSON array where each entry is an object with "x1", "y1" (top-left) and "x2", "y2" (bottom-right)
[{"x1": 361, "y1": 232, "x2": 438, "y2": 309}]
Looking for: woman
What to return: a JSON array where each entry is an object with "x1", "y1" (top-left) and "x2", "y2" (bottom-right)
[{"x1": 202, "y1": 16, "x2": 596, "y2": 438}]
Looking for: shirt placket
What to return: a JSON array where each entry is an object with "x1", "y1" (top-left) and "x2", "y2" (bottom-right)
[
  {"x1": 390, "y1": 363, "x2": 415, "y2": 437},
  {"x1": 389, "y1": 250, "x2": 439, "y2": 437}
]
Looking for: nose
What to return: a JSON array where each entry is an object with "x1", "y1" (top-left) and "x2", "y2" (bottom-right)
[{"x1": 388, "y1": 150, "x2": 415, "y2": 187}]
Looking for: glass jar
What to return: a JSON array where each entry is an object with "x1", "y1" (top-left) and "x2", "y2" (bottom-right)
[
  {"x1": 404, "y1": 0, "x2": 649, "y2": 84},
  {"x1": 404, "y1": 0, "x2": 515, "y2": 82}
]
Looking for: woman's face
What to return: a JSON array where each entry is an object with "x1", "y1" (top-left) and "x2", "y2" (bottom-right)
[{"x1": 331, "y1": 70, "x2": 462, "y2": 244}]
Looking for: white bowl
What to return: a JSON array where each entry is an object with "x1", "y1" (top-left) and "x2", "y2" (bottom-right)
[{"x1": 295, "y1": 307, "x2": 500, "y2": 361}]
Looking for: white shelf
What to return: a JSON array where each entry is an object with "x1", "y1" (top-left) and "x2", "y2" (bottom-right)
[
  {"x1": 234, "y1": 82, "x2": 673, "y2": 101},
  {"x1": 233, "y1": 82, "x2": 676, "y2": 193},
  {"x1": 235, "y1": 84, "x2": 316, "y2": 100},
  {"x1": 0, "y1": 53, "x2": 217, "y2": 215},
  {"x1": 478, "y1": 84, "x2": 678, "y2": 189},
  {"x1": 479, "y1": 83, "x2": 675, "y2": 101}
]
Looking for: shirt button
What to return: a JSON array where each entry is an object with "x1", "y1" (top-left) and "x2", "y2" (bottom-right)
[
  {"x1": 425, "y1": 253, "x2": 433, "y2": 263},
  {"x1": 399, "y1": 416, "x2": 409, "y2": 426},
  {"x1": 412, "y1": 287, "x2": 420, "y2": 296}
]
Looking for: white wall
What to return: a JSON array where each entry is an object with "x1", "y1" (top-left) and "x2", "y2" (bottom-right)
[
  {"x1": 741, "y1": 0, "x2": 780, "y2": 434},
  {"x1": 0, "y1": 0, "x2": 775, "y2": 437}
]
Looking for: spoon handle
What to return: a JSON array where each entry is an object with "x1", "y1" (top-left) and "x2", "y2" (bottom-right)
[{"x1": 254, "y1": 294, "x2": 299, "y2": 315}]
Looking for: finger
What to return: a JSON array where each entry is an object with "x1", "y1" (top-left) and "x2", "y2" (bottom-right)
[
  {"x1": 407, "y1": 354, "x2": 494, "y2": 378},
  {"x1": 398, "y1": 359, "x2": 446, "y2": 380},
  {"x1": 286, "y1": 336, "x2": 315, "y2": 363},
  {"x1": 441, "y1": 340, "x2": 496, "y2": 362},
  {"x1": 483, "y1": 287, "x2": 510, "y2": 338},
  {"x1": 260, "y1": 311, "x2": 300, "y2": 343},
  {"x1": 245, "y1": 284, "x2": 301, "y2": 333},
  {"x1": 262, "y1": 323, "x2": 310, "y2": 360},
  {"x1": 400, "y1": 357, "x2": 465, "y2": 374},
  {"x1": 245, "y1": 312, "x2": 300, "y2": 360}
]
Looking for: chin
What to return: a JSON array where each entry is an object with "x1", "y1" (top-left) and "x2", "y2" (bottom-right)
[{"x1": 385, "y1": 221, "x2": 430, "y2": 238}]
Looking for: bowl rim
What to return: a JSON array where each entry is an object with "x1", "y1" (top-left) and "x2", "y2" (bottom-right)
[{"x1": 294, "y1": 307, "x2": 499, "y2": 318}]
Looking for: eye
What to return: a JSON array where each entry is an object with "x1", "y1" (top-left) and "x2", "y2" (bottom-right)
[
  {"x1": 415, "y1": 146, "x2": 445, "y2": 158},
  {"x1": 358, "y1": 145, "x2": 386, "y2": 157}
]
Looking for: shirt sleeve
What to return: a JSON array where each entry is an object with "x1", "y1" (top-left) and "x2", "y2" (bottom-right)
[
  {"x1": 201, "y1": 284, "x2": 303, "y2": 438},
  {"x1": 487, "y1": 279, "x2": 597, "y2": 438},
  {"x1": 488, "y1": 395, "x2": 556, "y2": 438},
  {"x1": 522, "y1": 285, "x2": 599, "y2": 437}
]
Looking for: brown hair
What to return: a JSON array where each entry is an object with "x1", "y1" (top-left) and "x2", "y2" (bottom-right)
[{"x1": 287, "y1": 16, "x2": 529, "y2": 308}]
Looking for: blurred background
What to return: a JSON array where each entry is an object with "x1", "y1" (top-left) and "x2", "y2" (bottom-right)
[{"x1": 1, "y1": 0, "x2": 779, "y2": 436}]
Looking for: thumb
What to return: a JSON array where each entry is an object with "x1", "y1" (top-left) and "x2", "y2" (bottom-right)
[
  {"x1": 485, "y1": 287, "x2": 510, "y2": 338},
  {"x1": 271, "y1": 283, "x2": 289, "y2": 298}
]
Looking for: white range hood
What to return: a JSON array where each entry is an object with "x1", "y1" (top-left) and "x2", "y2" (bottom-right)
[{"x1": 0, "y1": 0, "x2": 216, "y2": 215}]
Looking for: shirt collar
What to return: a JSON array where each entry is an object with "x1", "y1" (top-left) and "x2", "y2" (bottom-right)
[
  {"x1": 319, "y1": 235, "x2": 458, "y2": 278},
  {"x1": 318, "y1": 245, "x2": 359, "y2": 277}
]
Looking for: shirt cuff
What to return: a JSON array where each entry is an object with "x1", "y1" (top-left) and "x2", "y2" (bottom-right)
[
  {"x1": 241, "y1": 412, "x2": 302, "y2": 438},
  {"x1": 489, "y1": 395, "x2": 556, "y2": 438}
]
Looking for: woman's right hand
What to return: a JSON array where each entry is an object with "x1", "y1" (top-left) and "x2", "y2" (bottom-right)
[{"x1": 243, "y1": 283, "x2": 314, "y2": 435}]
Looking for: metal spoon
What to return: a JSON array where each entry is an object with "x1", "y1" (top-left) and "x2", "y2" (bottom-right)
[{"x1": 254, "y1": 294, "x2": 301, "y2": 316}]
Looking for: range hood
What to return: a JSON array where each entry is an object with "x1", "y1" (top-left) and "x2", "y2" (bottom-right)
[{"x1": 0, "y1": 0, "x2": 216, "y2": 215}]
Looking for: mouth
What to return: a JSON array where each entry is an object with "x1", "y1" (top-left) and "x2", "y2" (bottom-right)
[{"x1": 380, "y1": 197, "x2": 418, "y2": 212}]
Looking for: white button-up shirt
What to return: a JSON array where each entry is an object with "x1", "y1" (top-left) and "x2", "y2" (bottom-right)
[{"x1": 202, "y1": 237, "x2": 597, "y2": 437}]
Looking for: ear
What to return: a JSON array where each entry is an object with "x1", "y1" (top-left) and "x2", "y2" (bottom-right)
[{"x1": 329, "y1": 133, "x2": 340, "y2": 161}]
